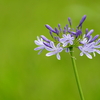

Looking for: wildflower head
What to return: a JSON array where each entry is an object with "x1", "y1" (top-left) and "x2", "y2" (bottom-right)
[{"x1": 34, "y1": 15, "x2": 100, "y2": 60}]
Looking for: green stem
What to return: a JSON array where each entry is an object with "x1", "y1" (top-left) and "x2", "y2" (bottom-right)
[{"x1": 69, "y1": 47, "x2": 85, "y2": 100}]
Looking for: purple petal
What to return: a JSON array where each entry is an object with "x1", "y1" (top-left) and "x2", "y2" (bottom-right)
[
  {"x1": 65, "y1": 48, "x2": 70, "y2": 52},
  {"x1": 94, "y1": 45, "x2": 100, "y2": 48},
  {"x1": 76, "y1": 30, "x2": 82, "y2": 37},
  {"x1": 45, "y1": 47, "x2": 53, "y2": 51},
  {"x1": 50, "y1": 41, "x2": 55, "y2": 48},
  {"x1": 89, "y1": 35, "x2": 99, "y2": 43},
  {"x1": 95, "y1": 39, "x2": 100, "y2": 45},
  {"x1": 38, "y1": 49, "x2": 44, "y2": 55},
  {"x1": 95, "y1": 49, "x2": 100, "y2": 54},
  {"x1": 34, "y1": 40, "x2": 40, "y2": 45},
  {"x1": 58, "y1": 47, "x2": 63, "y2": 52},
  {"x1": 70, "y1": 41, "x2": 73, "y2": 45},
  {"x1": 62, "y1": 34, "x2": 66, "y2": 38},
  {"x1": 58, "y1": 24, "x2": 61, "y2": 28},
  {"x1": 43, "y1": 42, "x2": 51, "y2": 48},
  {"x1": 45, "y1": 24, "x2": 56, "y2": 33},
  {"x1": 41, "y1": 35, "x2": 50, "y2": 42},
  {"x1": 56, "y1": 53, "x2": 61, "y2": 60},
  {"x1": 80, "y1": 38, "x2": 87, "y2": 44},
  {"x1": 68, "y1": 17, "x2": 72, "y2": 26},
  {"x1": 59, "y1": 38, "x2": 65, "y2": 43},
  {"x1": 77, "y1": 15, "x2": 86, "y2": 28},
  {"x1": 85, "y1": 28, "x2": 88, "y2": 34},
  {"x1": 78, "y1": 46, "x2": 82, "y2": 51},
  {"x1": 64, "y1": 26, "x2": 67, "y2": 30},
  {"x1": 63, "y1": 30, "x2": 66, "y2": 34},
  {"x1": 85, "y1": 53, "x2": 92, "y2": 59},
  {"x1": 66, "y1": 24, "x2": 68, "y2": 28},
  {"x1": 34, "y1": 46, "x2": 44, "y2": 51},
  {"x1": 54, "y1": 36, "x2": 59, "y2": 41},
  {"x1": 57, "y1": 43, "x2": 60, "y2": 48},
  {"x1": 86, "y1": 29, "x2": 94, "y2": 37},
  {"x1": 49, "y1": 31, "x2": 53, "y2": 38},
  {"x1": 80, "y1": 52, "x2": 83, "y2": 56},
  {"x1": 63, "y1": 42, "x2": 68, "y2": 47},
  {"x1": 88, "y1": 35, "x2": 92, "y2": 41},
  {"x1": 55, "y1": 28, "x2": 59, "y2": 34},
  {"x1": 69, "y1": 31, "x2": 76, "y2": 35},
  {"x1": 58, "y1": 24, "x2": 62, "y2": 32},
  {"x1": 46, "y1": 52, "x2": 56, "y2": 56}
]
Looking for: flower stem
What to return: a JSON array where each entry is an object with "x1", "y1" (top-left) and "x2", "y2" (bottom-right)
[{"x1": 69, "y1": 47, "x2": 85, "y2": 100}]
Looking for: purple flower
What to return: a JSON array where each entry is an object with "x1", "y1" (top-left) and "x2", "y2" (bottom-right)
[
  {"x1": 78, "y1": 42, "x2": 95, "y2": 59},
  {"x1": 80, "y1": 30, "x2": 99, "y2": 45},
  {"x1": 45, "y1": 41, "x2": 63, "y2": 60},
  {"x1": 34, "y1": 15, "x2": 100, "y2": 60},
  {"x1": 34, "y1": 36, "x2": 45, "y2": 54},
  {"x1": 59, "y1": 34, "x2": 74, "y2": 47},
  {"x1": 79, "y1": 32, "x2": 100, "y2": 59},
  {"x1": 92, "y1": 39, "x2": 100, "y2": 56}
]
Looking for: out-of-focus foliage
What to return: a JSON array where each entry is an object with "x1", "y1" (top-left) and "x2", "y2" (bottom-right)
[{"x1": 0, "y1": 0, "x2": 100, "y2": 100}]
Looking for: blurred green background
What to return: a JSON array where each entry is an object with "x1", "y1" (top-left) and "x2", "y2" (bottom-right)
[{"x1": 0, "y1": 0, "x2": 100, "y2": 100}]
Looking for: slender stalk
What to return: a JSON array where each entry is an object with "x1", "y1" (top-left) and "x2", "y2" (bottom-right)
[{"x1": 69, "y1": 47, "x2": 85, "y2": 100}]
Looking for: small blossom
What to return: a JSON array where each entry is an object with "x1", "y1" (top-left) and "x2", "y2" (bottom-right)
[
  {"x1": 85, "y1": 28, "x2": 88, "y2": 34},
  {"x1": 60, "y1": 34, "x2": 74, "y2": 47},
  {"x1": 92, "y1": 39, "x2": 100, "y2": 56},
  {"x1": 78, "y1": 42, "x2": 95, "y2": 59},
  {"x1": 78, "y1": 40, "x2": 100, "y2": 59},
  {"x1": 34, "y1": 36, "x2": 45, "y2": 54},
  {"x1": 80, "y1": 30, "x2": 99, "y2": 45},
  {"x1": 45, "y1": 41, "x2": 63, "y2": 60}
]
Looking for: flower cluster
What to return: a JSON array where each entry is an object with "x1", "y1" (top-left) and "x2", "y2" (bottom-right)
[{"x1": 34, "y1": 15, "x2": 100, "y2": 60}]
